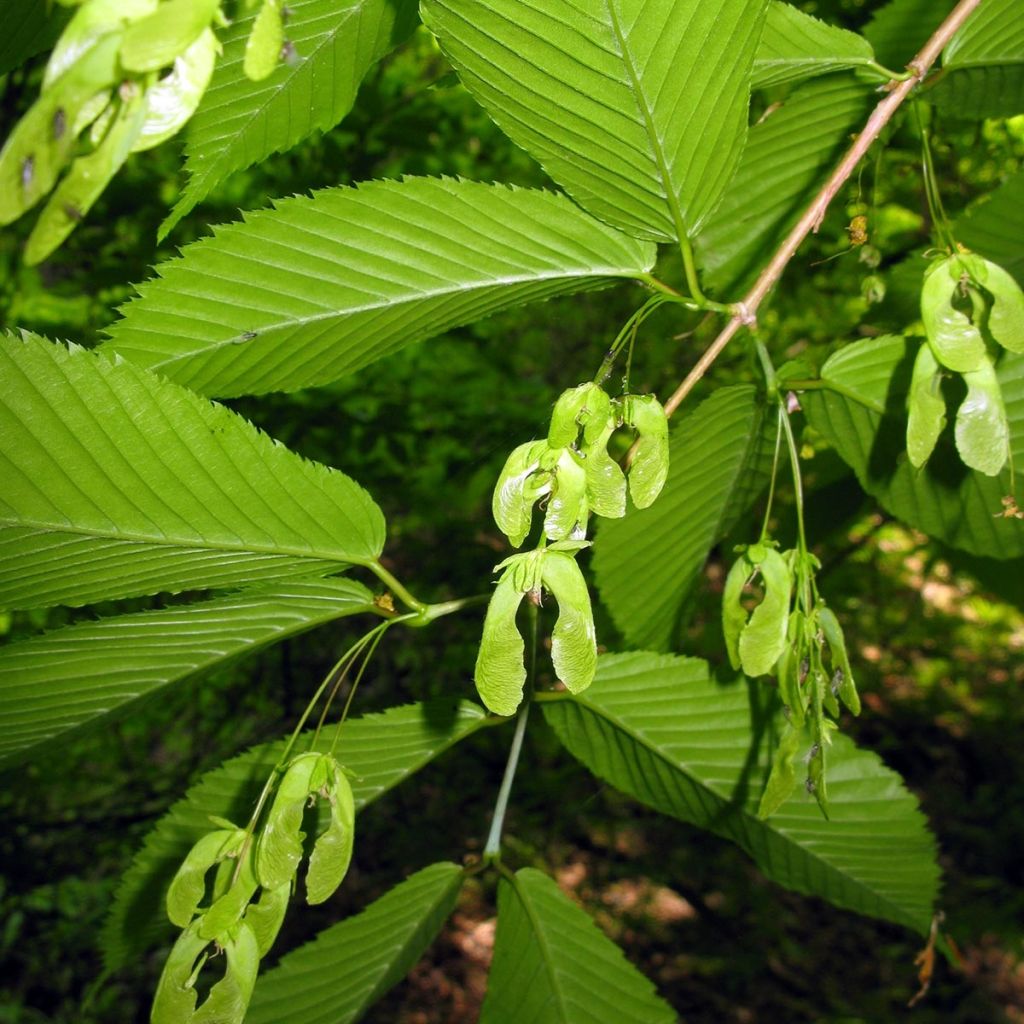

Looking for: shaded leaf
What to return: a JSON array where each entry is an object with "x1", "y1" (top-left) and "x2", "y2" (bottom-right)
[
  {"x1": 162, "y1": 0, "x2": 419, "y2": 234},
  {"x1": 246, "y1": 862, "x2": 464, "y2": 1024},
  {"x1": 542, "y1": 652, "x2": 940, "y2": 934},
  {"x1": 0, "y1": 578, "x2": 375, "y2": 765},
  {"x1": 0, "y1": 0, "x2": 69, "y2": 77},
  {"x1": 481, "y1": 868, "x2": 675, "y2": 1024},
  {"x1": 422, "y1": 0, "x2": 768, "y2": 241},
  {"x1": 105, "y1": 179, "x2": 657, "y2": 398},
  {"x1": 864, "y1": 0, "x2": 945, "y2": 71},
  {"x1": 696, "y1": 75, "x2": 872, "y2": 295},
  {"x1": 801, "y1": 335, "x2": 1024, "y2": 557},
  {"x1": 0, "y1": 333, "x2": 384, "y2": 610},
  {"x1": 753, "y1": 2, "x2": 877, "y2": 89},
  {"x1": 594, "y1": 385, "x2": 774, "y2": 651},
  {"x1": 958, "y1": 170, "x2": 1024, "y2": 286},
  {"x1": 101, "y1": 700, "x2": 491, "y2": 968}
]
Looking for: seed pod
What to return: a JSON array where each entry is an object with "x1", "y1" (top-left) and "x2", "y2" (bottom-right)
[
  {"x1": 191, "y1": 921, "x2": 260, "y2": 1024},
  {"x1": 133, "y1": 27, "x2": 219, "y2": 152},
  {"x1": 817, "y1": 606, "x2": 860, "y2": 715},
  {"x1": 150, "y1": 920, "x2": 208, "y2": 1024},
  {"x1": 120, "y1": 0, "x2": 219, "y2": 72},
  {"x1": 243, "y1": 880, "x2": 290, "y2": 957},
  {"x1": 541, "y1": 551, "x2": 597, "y2": 695},
  {"x1": 198, "y1": 844, "x2": 259, "y2": 942},
  {"x1": 736, "y1": 547, "x2": 792, "y2": 678},
  {"x1": 582, "y1": 419, "x2": 626, "y2": 519},
  {"x1": 25, "y1": 84, "x2": 148, "y2": 265},
  {"x1": 623, "y1": 394, "x2": 669, "y2": 509},
  {"x1": 806, "y1": 740, "x2": 829, "y2": 819},
  {"x1": 474, "y1": 569, "x2": 528, "y2": 716},
  {"x1": 256, "y1": 753, "x2": 327, "y2": 890},
  {"x1": 543, "y1": 448, "x2": 588, "y2": 541},
  {"x1": 245, "y1": 0, "x2": 285, "y2": 82},
  {"x1": 721, "y1": 554, "x2": 751, "y2": 672},
  {"x1": 775, "y1": 612, "x2": 806, "y2": 726},
  {"x1": 492, "y1": 440, "x2": 548, "y2": 547},
  {"x1": 906, "y1": 342, "x2": 947, "y2": 469},
  {"x1": 982, "y1": 258, "x2": 1024, "y2": 353},
  {"x1": 921, "y1": 256, "x2": 987, "y2": 373},
  {"x1": 0, "y1": 34, "x2": 122, "y2": 224},
  {"x1": 955, "y1": 357, "x2": 1010, "y2": 477},
  {"x1": 166, "y1": 827, "x2": 246, "y2": 928},
  {"x1": 306, "y1": 761, "x2": 355, "y2": 905},
  {"x1": 757, "y1": 724, "x2": 802, "y2": 819},
  {"x1": 547, "y1": 382, "x2": 607, "y2": 448}
]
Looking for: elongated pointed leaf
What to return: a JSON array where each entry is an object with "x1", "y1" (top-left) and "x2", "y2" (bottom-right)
[
  {"x1": 422, "y1": 0, "x2": 768, "y2": 242},
  {"x1": 542, "y1": 653, "x2": 940, "y2": 934},
  {"x1": 481, "y1": 867, "x2": 675, "y2": 1024},
  {"x1": 0, "y1": 333, "x2": 384, "y2": 610},
  {"x1": 594, "y1": 386, "x2": 774, "y2": 651},
  {"x1": 801, "y1": 335, "x2": 1024, "y2": 558},
  {"x1": 0, "y1": 578, "x2": 375, "y2": 764},
  {"x1": 105, "y1": 179, "x2": 657, "y2": 397},
  {"x1": 753, "y1": 2, "x2": 877, "y2": 89},
  {"x1": 101, "y1": 700, "x2": 491, "y2": 969},
  {"x1": 161, "y1": 0, "x2": 419, "y2": 235},
  {"x1": 696, "y1": 75, "x2": 872, "y2": 295},
  {"x1": 245, "y1": 862, "x2": 462, "y2": 1024}
]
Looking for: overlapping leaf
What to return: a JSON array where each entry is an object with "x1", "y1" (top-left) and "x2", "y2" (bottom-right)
[
  {"x1": 752, "y1": 2, "x2": 877, "y2": 89},
  {"x1": 594, "y1": 386, "x2": 773, "y2": 652},
  {"x1": 246, "y1": 862, "x2": 464, "y2": 1024},
  {"x1": 480, "y1": 867, "x2": 675, "y2": 1024},
  {"x1": 695, "y1": 74, "x2": 872, "y2": 295},
  {"x1": 101, "y1": 699, "x2": 492, "y2": 968},
  {"x1": 943, "y1": 0, "x2": 1024, "y2": 70},
  {"x1": 0, "y1": 333, "x2": 384, "y2": 609},
  {"x1": 864, "y1": 0, "x2": 946, "y2": 71},
  {"x1": 422, "y1": 0, "x2": 767, "y2": 242},
  {"x1": 800, "y1": 335, "x2": 1024, "y2": 558},
  {"x1": 161, "y1": 0, "x2": 419, "y2": 235},
  {"x1": 0, "y1": 0, "x2": 68, "y2": 77},
  {"x1": 958, "y1": 171, "x2": 1024, "y2": 285},
  {"x1": 104, "y1": 178, "x2": 657, "y2": 397},
  {"x1": 543, "y1": 653, "x2": 940, "y2": 934},
  {"x1": 0, "y1": 579, "x2": 375, "y2": 764}
]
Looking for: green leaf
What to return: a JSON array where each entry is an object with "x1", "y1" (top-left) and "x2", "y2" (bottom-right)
[
  {"x1": 491, "y1": 440, "x2": 548, "y2": 548},
  {"x1": 481, "y1": 867, "x2": 675, "y2": 1024},
  {"x1": 542, "y1": 653, "x2": 940, "y2": 934},
  {"x1": 542, "y1": 552, "x2": 597, "y2": 696},
  {"x1": 801, "y1": 335, "x2": 1024, "y2": 558},
  {"x1": 930, "y1": 63, "x2": 1024, "y2": 120},
  {"x1": 192, "y1": 920, "x2": 260, "y2": 1024},
  {"x1": 0, "y1": 578, "x2": 375, "y2": 765},
  {"x1": 166, "y1": 827, "x2": 246, "y2": 929},
  {"x1": 474, "y1": 572, "x2": 528, "y2": 717},
  {"x1": 753, "y1": 2, "x2": 878, "y2": 89},
  {"x1": 594, "y1": 385, "x2": 774, "y2": 651},
  {"x1": 161, "y1": 0, "x2": 419, "y2": 235},
  {"x1": 0, "y1": 333, "x2": 385, "y2": 610},
  {"x1": 105, "y1": 179, "x2": 657, "y2": 397},
  {"x1": 0, "y1": 0, "x2": 69, "y2": 77},
  {"x1": 921, "y1": 256, "x2": 987, "y2": 372},
  {"x1": 583, "y1": 423, "x2": 627, "y2": 520},
  {"x1": 984, "y1": 259, "x2": 1024, "y2": 353},
  {"x1": 245, "y1": 862, "x2": 464, "y2": 1024},
  {"x1": 101, "y1": 700, "x2": 490, "y2": 969},
  {"x1": 817, "y1": 606, "x2": 860, "y2": 716},
  {"x1": 306, "y1": 761, "x2": 355, "y2": 905},
  {"x1": 864, "y1": 0, "x2": 945, "y2": 71},
  {"x1": 958, "y1": 170, "x2": 1024, "y2": 286},
  {"x1": 695, "y1": 75, "x2": 872, "y2": 295},
  {"x1": 422, "y1": 0, "x2": 768, "y2": 242},
  {"x1": 119, "y1": 0, "x2": 218, "y2": 73},
  {"x1": 544, "y1": 449, "x2": 588, "y2": 541},
  {"x1": 943, "y1": 0, "x2": 1024, "y2": 70},
  {"x1": 244, "y1": 0, "x2": 284, "y2": 82},
  {"x1": 736, "y1": 547, "x2": 792, "y2": 678},
  {"x1": 623, "y1": 394, "x2": 669, "y2": 510}
]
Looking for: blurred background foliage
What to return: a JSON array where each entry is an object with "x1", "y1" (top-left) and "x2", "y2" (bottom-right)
[{"x1": 1, "y1": 0, "x2": 1023, "y2": 1021}]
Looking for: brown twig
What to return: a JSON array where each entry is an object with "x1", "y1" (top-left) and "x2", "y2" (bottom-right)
[{"x1": 662, "y1": 0, "x2": 983, "y2": 419}]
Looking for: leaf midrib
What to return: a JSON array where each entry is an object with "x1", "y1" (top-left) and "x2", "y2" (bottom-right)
[
  {"x1": 129, "y1": 262, "x2": 644, "y2": 370},
  {"x1": 2, "y1": 514, "x2": 375, "y2": 568},
  {"x1": 509, "y1": 873, "x2": 573, "y2": 1023},
  {"x1": 604, "y1": 0, "x2": 690, "y2": 246},
  {"x1": 560, "y1": 691, "x2": 923, "y2": 930}
]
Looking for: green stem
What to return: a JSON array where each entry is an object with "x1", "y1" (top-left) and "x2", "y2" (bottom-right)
[
  {"x1": 758, "y1": 405, "x2": 785, "y2": 544},
  {"x1": 483, "y1": 601, "x2": 538, "y2": 858},
  {"x1": 368, "y1": 561, "x2": 427, "y2": 614},
  {"x1": 915, "y1": 102, "x2": 956, "y2": 252}
]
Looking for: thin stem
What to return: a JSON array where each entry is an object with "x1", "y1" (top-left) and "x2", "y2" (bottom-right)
[
  {"x1": 916, "y1": 103, "x2": 956, "y2": 251},
  {"x1": 368, "y1": 561, "x2": 427, "y2": 614},
  {"x1": 328, "y1": 626, "x2": 387, "y2": 756},
  {"x1": 759, "y1": 405, "x2": 785, "y2": 544},
  {"x1": 660, "y1": 0, "x2": 983, "y2": 419},
  {"x1": 483, "y1": 601, "x2": 538, "y2": 858}
]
